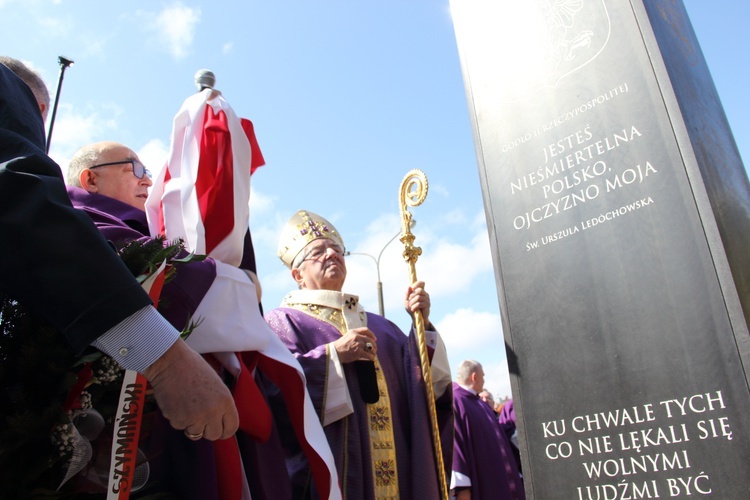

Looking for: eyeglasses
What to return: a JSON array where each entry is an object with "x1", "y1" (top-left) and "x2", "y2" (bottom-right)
[
  {"x1": 300, "y1": 242, "x2": 345, "y2": 263},
  {"x1": 89, "y1": 159, "x2": 152, "y2": 179}
]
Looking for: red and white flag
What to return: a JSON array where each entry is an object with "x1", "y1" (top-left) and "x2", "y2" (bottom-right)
[
  {"x1": 145, "y1": 89, "x2": 341, "y2": 500},
  {"x1": 145, "y1": 88, "x2": 264, "y2": 266}
]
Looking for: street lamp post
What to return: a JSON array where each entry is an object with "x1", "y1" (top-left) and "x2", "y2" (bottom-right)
[
  {"x1": 345, "y1": 221, "x2": 414, "y2": 317},
  {"x1": 46, "y1": 56, "x2": 74, "y2": 153}
]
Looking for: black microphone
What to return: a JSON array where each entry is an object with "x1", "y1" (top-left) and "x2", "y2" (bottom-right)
[{"x1": 355, "y1": 361, "x2": 380, "y2": 404}]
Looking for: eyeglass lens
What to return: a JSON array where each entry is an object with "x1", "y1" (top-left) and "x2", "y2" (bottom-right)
[
  {"x1": 307, "y1": 243, "x2": 344, "y2": 260},
  {"x1": 132, "y1": 160, "x2": 152, "y2": 179}
]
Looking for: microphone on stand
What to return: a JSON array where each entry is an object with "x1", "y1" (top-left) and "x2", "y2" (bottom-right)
[
  {"x1": 194, "y1": 69, "x2": 216, "y2": 91},
  {"x1": 355, "y1": 360, "x2": 380, "y2": 404}
]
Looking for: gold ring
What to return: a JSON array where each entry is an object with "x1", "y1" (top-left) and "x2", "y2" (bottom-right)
[
  {"x1": 365, "y1": 342, "x2": 373, "y2": 352},
  {"x1": 184, "y1": 430, "x2": 204, "y2": 440}
]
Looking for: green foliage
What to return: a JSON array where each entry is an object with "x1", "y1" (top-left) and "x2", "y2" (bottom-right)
[{"x1": 117, "y1": 236, "x2": 205, "y2": 285}]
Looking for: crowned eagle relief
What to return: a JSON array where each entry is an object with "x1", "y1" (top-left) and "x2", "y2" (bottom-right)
[{"x1": 542, "y1": 0, "x2": 594, "y2": 67}]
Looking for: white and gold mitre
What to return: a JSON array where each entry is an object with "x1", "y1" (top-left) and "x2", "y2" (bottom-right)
[{"x1": 278, "y1": 209, "x2": 345, "y2": 268}]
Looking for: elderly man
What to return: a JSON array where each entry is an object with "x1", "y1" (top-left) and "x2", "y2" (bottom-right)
[
  {"x1": 265, "y1": 209, "x2": 453, "y2": 499},
  {"x1": 0, "y1": 62, "x2": 236, "y2": 496},
  {"x1": 452, "y1": 360, "x2": 525, "y2": 500},
  {"x1": 64, "y1": 143, "x2": 338, "y2": 499}
]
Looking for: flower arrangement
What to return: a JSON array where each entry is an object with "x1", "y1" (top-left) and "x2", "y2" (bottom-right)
[{"x1": 0, "y1": 237, "x2": 203, "y2": 498}]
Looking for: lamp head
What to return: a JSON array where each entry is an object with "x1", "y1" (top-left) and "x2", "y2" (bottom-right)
[{"x1": 58, "y1": 56, "x2": 74, "y2": 68}]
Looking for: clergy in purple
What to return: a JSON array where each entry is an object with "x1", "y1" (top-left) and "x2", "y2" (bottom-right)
[
  {"x1": 451, "y1": 360, "x2": 525, "y2": 500},
  {"x1": 266, "y1": 209, "x2": 453, "y2": 499},
  {"x1": 64, "y1": 141, "x2": 297, "y2": 499}
]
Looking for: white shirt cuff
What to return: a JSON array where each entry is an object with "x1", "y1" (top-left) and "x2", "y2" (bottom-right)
[
  {"x1": 450, "y1": 470, "x2": 471, "y2": 489},
  {"x1": 93, "y1": 306, "x2": 180, "y2": 373}
]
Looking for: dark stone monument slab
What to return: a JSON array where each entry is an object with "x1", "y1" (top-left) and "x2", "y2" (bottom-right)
[{"x1": 450, "y1": 0, "x2": 750, "y2": 497}]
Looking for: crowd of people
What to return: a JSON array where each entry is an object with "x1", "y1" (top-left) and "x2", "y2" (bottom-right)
[{"x1": 0, "y1": 56, "x2": 524, "y2": 499}]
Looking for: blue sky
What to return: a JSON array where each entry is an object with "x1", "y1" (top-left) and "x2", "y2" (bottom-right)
[{"x1": 2, "y1": 0, "x2": 747, "y2": 401}]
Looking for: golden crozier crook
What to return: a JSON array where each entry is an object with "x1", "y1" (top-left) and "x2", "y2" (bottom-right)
[{"x1": 398, "y1": 169, "x2": 449, "y2": 500}]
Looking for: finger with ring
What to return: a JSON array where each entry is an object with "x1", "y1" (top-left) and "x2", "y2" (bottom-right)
[
  {"x1": 184, "y1": 430, "x2": 204, "y2": 440},
  {"x1": 365, "y1": 341, "x2": 373, "y2": 352}
]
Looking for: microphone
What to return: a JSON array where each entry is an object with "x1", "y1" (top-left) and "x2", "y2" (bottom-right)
[
  {"x1": 194, "y1": 69, "x2": 216, "y2": 91},
  {"x1": 355, "y1": 361, "x2": 380, "y2": 404}
]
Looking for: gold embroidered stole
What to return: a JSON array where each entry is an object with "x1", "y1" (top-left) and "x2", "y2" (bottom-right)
[{"x1": 282, "y1": 290, "x2": 399, "y2": 499}]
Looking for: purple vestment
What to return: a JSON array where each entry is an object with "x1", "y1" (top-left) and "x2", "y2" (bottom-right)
[
  {"x1": 67, "y1": 186, "x2": 292, "y2": 499},
  {"x1": 266, "y1": 307, "x2": 453, "y2": 499},
  {"x1": 498, "y1": 399, "x2": 523, "y2": 476},
  {"x1": 498, "y1": 399, "x2": 515, "y2": 427},
  {"x1": 67, "y1": 186, "x2": 216, "y2": 331},
  {"x1": 452, "y1": 383, "x2": 525, "y2": 499}
]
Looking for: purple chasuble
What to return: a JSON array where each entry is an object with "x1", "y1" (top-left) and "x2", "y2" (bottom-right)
[
  {"x1": 265, "y1": 307, "x2": 453, "y2": 500},
  {"x1": 498, "y1": 399, "x2": 523, "y2": 475},
  {"x1": 66, "y1": 186, "x2": 292, "y2": 500},
  {"x1": 66, "y1": 186, "x2": 216, "y2": 331},
  {"x1": 452, "y1": 383, "x2": 525, "y2": 500}
]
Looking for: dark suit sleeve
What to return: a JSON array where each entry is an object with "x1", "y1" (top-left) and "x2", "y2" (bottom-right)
[
  {"x1": 0, "y1": 155, "x2": 153, "y2": 353},
  {"x1": 0, "y1": 65, "x2": 152, "y2": 354}
]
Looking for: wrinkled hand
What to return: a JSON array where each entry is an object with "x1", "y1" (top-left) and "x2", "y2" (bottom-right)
[
  {"x1": 404, "y1": 280, "x2": 430, "y2": 325},
  {"x1": 332, "y1": 327, "x2": 378, "y2": 363},
  {"x1": 144, "y1": 339, "x2": 239, "y2": 440}
]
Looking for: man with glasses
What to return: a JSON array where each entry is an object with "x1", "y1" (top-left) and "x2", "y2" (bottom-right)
[
  {"x1": 0, "y1": 62, "x2": 237, "y2": 496},
  {"x1": 64, "y1": 143, "x2": 340, "y2": 497},
  {"x1": 67, "y1": 141, "x2": 153, "y2": 210},
  {"x1": 266, "y1": 209, "x2": 453, "y2": 500}
]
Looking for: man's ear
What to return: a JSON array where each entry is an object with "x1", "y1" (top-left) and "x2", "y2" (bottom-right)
[
  {"x1": 291, "y1": 267, "x2": 305, "y2": 288},
  {"x1": 79, "y1": 169, "x2": 99, "y2": 193}
]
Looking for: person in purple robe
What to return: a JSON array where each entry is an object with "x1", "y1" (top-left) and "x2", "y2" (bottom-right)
[
  {"x1": 63, "y1": 143, "x2": 339, "y2": 499},
  {"x1": 498, "y1": 399, "x2": 523, "y2": 477},
  {"x1": 451, "y1": 360, "x2": 525, "y2": 500},
  {"x1": 265, "y1": 209, "x2": 454, "y2": 499}
]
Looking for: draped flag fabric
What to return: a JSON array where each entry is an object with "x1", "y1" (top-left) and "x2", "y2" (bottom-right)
[
  {"x1": 145, "y1": 89, "x2": 341, "y2": 499},
  {"x1": 106, "y1": 261, "x2": 167, "y2": 499},
  {"x1": 145, "y1": 88, "x2": 264, "y2": 267}
]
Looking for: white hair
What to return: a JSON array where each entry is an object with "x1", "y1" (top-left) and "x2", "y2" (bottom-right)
[
  {"x1": 0, "y1": 56, "x2": 50, "y2": 120},
  {"x1": 67, "y1": 144, "x2": 103, "y2": 187},
  {"x1": 456, "y1": 359, "x2": 482, "y2": 385}
]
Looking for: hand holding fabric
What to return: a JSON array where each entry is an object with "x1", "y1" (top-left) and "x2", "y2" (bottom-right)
[{"x1": 143, "y1": 338, "x2": 239, "y2": 440}]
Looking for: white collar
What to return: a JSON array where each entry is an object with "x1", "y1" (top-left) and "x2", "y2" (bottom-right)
[
  {"x1": 458, "y1": 383, "x2": 478, "y2": 395},
  {"x1": 282, "y1": 289, "x2": 367, "y2": 330}
]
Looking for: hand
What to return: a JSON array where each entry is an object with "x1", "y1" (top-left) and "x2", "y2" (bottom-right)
[
  {"x1": 332, "y1": 327, "x2": 377, "y2": 363},
  {"x1": 404, "y1": 280, "x2": 430, "y2": 325},
  {"x1": 143, "y1": 339, "x2": 239, "y2": 441},
  {"x1": 456, "y1": 488, "x2": 471, "y2": 500}
]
